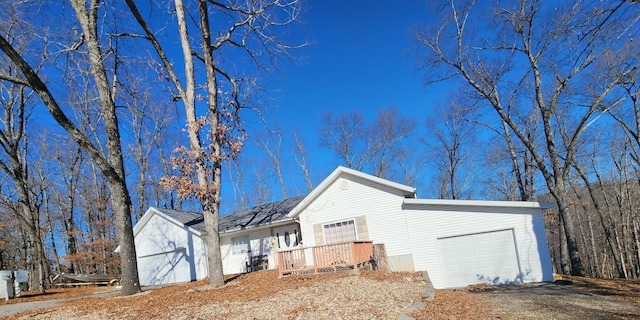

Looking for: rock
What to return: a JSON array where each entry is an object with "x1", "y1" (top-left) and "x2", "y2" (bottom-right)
[
  {"x1": 421, "y1": 271, "x2": 435, "y2": 301},
  {"x1": 396, "y1": 313, "x2": 415, "y2": 320},
  {"x1": 397, "y1": 301, "x2": 425, "y2": 320}
]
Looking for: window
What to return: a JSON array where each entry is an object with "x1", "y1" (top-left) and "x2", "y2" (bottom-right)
[
  {"x1": 232, "y1": 235, "x2": 250, "y2": 255},
  {"x1": 323, "y1": 220, "x2": 356, "y2": 244}
]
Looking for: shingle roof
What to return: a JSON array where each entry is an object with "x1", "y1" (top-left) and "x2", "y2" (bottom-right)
[
  {"x1": 154, "y1": 195, "x2": 306, "y2": 235},
  {"x1": 155, "y1": 208, "x2": 206, "y2": 233}
]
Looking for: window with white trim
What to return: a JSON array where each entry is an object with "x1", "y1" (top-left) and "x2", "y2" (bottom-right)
[
  {"x1": 323, "y1": 219, "x2": 357, "y2": 244},
  {"x1": 231, "y1": 235, "x2": 250, "y2": 255}
]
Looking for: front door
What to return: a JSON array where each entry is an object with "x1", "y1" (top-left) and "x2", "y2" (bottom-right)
[{"x1": 273, "y1": 225, "x2": 301, "y2": 250}]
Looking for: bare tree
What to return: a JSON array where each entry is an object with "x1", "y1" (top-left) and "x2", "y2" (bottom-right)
[
  {"x1": 248, "y1": 156, "x2": 276, "y2": 205},
  {"x1": 0, "y1": 203, "x2": 23, "y2": 270},
  {"x1": 0, "y1": 69, "x2": 49, "y2": 291},
  {"x1": 320, "y1": 111, "x2": 367, "y2": 170},
  {"x1": 425, "y1": 100, "x2": 477, "y2": 199},
  {"x1": 476, "y1": 112, "x2": 539, "y2": 202},
  {"x1": 226, "y1": 156, "x2": 249, "y2": 212},
  {"x1": 51, "y1": 135, "x2": 85, "y2": 274},
  {"x1": 256, "y1": 127, "x2": 287, "y2": 198},
  {"x1": 320, "y1": 106, "x2": 416, "y2": 179},
  {"x1": 120, "y1": 70, "x2": 176, "y2": 222},
  {"x1": 0, "y1": 1, "x2": 141, "y2": 294},
  {"x1": 419, "y1": 0, "x2": 640, "y2": 276},
  {"x1": 292, "y1": 131, "x2": 314, "y2": 192},
  {"x1": 124, "y1": 0, "x2": 303, "y2": 287},
  {"x1": 608, "y1": 81, "x2": 640, "y2": 169}
]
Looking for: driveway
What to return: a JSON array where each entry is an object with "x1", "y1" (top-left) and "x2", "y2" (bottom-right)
[
  {"x1": 472, "y1": 281, "x2": 640, "y2": 319},
  {"x1": 0, "y1": 289, "x2": 119, "y2": 318}
]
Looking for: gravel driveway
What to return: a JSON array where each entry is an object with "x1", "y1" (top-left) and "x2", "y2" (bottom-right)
[
  {"x1": 0, "y1": 290, "x2": 119, "y2": 319},
  {"x1": 474, "y1": 281, "x2": 640, "y2": 319}
]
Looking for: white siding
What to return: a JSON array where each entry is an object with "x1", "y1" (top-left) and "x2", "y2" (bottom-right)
[
  {"x1": 135, "y1": 213, "x2": 207, "y2": 285},
  {"x1": 298, "y1": 175, "x2": 412, "y2": 266},
  {"x1": 220, "y1": 227, "x2": 277, "y2": 274},
  {"x1": 405, "y1": 205, "x2": 553, "y2": 289}
]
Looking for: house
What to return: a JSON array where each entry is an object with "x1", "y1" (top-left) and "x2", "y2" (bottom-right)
[
  {"x1": 132, "y1": 197, "x2": 304, "y2": 286},
  {"x1": 132, "y1": 166, "x2": 554, "y2": 288}
]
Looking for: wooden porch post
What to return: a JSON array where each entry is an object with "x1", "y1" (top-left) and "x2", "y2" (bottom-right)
[
  {"x1": 312, "y1": 247, "x2": 318, "y2": 273},
  {"x1": 352, "y1": 242, "x2": 357, "y2": 270}
]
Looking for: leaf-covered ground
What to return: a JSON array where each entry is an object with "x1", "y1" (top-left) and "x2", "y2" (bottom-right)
[
  {"x1": 0, "y1": 286, "x2": 114, "y2": 305},
  {"x1": 3, "y1": 272, "x2": 640, "y2": 319}
]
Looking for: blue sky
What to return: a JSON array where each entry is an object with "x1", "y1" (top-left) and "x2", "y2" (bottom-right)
[
  {"x1": 17, "y1": 0, "x2": 447, "y2": 213},
  {"x1": 265, "y1": 0, "x2": 440, "y2": 125},
  {"x1": 226, "y1": 0, "x2": 446, "y2": 206}
]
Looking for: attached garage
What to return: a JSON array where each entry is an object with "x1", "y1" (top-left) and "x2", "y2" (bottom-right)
[
  {"x1": 404, "y1": 198, "x2": 554, "y2": 289},
  {"x1": 438, "y1": 229, "x2": 521, "y2": 288}
]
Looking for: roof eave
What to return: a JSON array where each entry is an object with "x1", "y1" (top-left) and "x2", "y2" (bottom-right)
[{"x1": 403, "y1": 198, "x2": 555, "y2": 209}]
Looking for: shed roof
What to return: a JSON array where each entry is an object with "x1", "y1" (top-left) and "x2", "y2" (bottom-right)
[{"x1": 153, "y1": 195, "x2": 306, "y2": 235}]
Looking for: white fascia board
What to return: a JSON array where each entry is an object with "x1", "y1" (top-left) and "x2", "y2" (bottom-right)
[
  {"x1": 287, "y1": 166, "x2": 417, "y2": 218},
  {"x1": 131, "y1": 207, "x2": 160, "y2": 237},
  {"x1": 220, "y1": 217, "x2": 296, "y2": 237},
  {"x1": 136, "y1": 207, "x2": 204, "y2": 237},
  {"x1": 338, "y1": 166, "x2": 416, "y2": 195},
  {"x1": 116, "y1": 207, "x2": 203, "y2": 253},
  {"x1": 403, "y1": 198, "x2": 555, "y2": 209}
]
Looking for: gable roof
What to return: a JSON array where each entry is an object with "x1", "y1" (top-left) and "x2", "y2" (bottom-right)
[
  {"x1": 287, "y1": 166, "x2": 416, "y2": 218},
  {"x1": 145, "y1": 195, "x2": 306, "y2": 237}
]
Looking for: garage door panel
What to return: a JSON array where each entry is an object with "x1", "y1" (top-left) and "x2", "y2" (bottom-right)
[
  {"x1": 439, "y1": 230, "x2": 521, "y2": 288},
  {"x1": 139, "y1": 248, "x2": 190, "y2": 286}
]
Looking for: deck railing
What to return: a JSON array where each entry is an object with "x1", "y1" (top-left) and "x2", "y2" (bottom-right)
[{"x1": 277, "y1": 241, "x2": 373, "y2": 277}]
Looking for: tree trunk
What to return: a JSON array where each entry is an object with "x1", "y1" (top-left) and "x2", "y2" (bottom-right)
[
  {"x1": 20, "y1": 204, "x2": 48, "y2": 292},
  {"x1": 593, "y1": 166, "x2": 626, "y2": 278},
  {"x1": 371, "y1": 244, "x2": 390, "y2": 273},
  {"x1": 574, "y1": 206, "x2": 591, "y2": 277},
  {"x1": 45, "y1": 205, "x2": 60, "y2": 274},
  {"x1": 69, "y1": 0, "x2": 141, "y2": 295},
  {"x1": 199, "y1": 0, "x2": 225, "y2": 287},
  {"x1": 110, "y1": 181, "x2": 139, "y2": 292},
  {"x1": 556, "y1": 196, "x2": 585, "y2": 276},
  {"x1": 574, "y1": 191, "x2": 598, "y2": 276}
]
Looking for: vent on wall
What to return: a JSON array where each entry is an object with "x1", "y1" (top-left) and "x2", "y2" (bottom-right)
[{"x1": 339, "y1": 180, "x2": 349, "y2": 190}]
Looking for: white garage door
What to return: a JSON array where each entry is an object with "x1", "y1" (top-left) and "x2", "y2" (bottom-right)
[
  {"x1": 138, "y1": 248, "x2": 191, "y2": 286},
  {"x1": 438, "y1": 229, "x2": 521, "y2": 288}
]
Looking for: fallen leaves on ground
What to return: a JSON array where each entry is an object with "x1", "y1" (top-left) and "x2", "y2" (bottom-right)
[
  {"x1": 5, "y1": 272, "x2": 640, "y2": 320},
  {"x1": 567, "y1": 275, "x2": 640, "y2": 303},
  {"x1": 0, "y1": 286, "x2": 114, "y2": 305},
  {"x1": 6, "y1": 270, "x2": 426, "y2": 320}
]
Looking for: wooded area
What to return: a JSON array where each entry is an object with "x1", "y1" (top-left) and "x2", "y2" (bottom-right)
[{"x1": 0, "y1": 0, "x2": 639, "y2": 295}]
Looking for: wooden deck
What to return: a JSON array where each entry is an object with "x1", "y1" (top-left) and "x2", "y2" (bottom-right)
[{"x1": 277, "y1": 241, "x2": 373, "y2": 277}]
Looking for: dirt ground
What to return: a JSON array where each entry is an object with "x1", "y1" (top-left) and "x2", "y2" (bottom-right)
[{"x1": 2, "y1": 271, "x2": 640, "y2": 319}]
